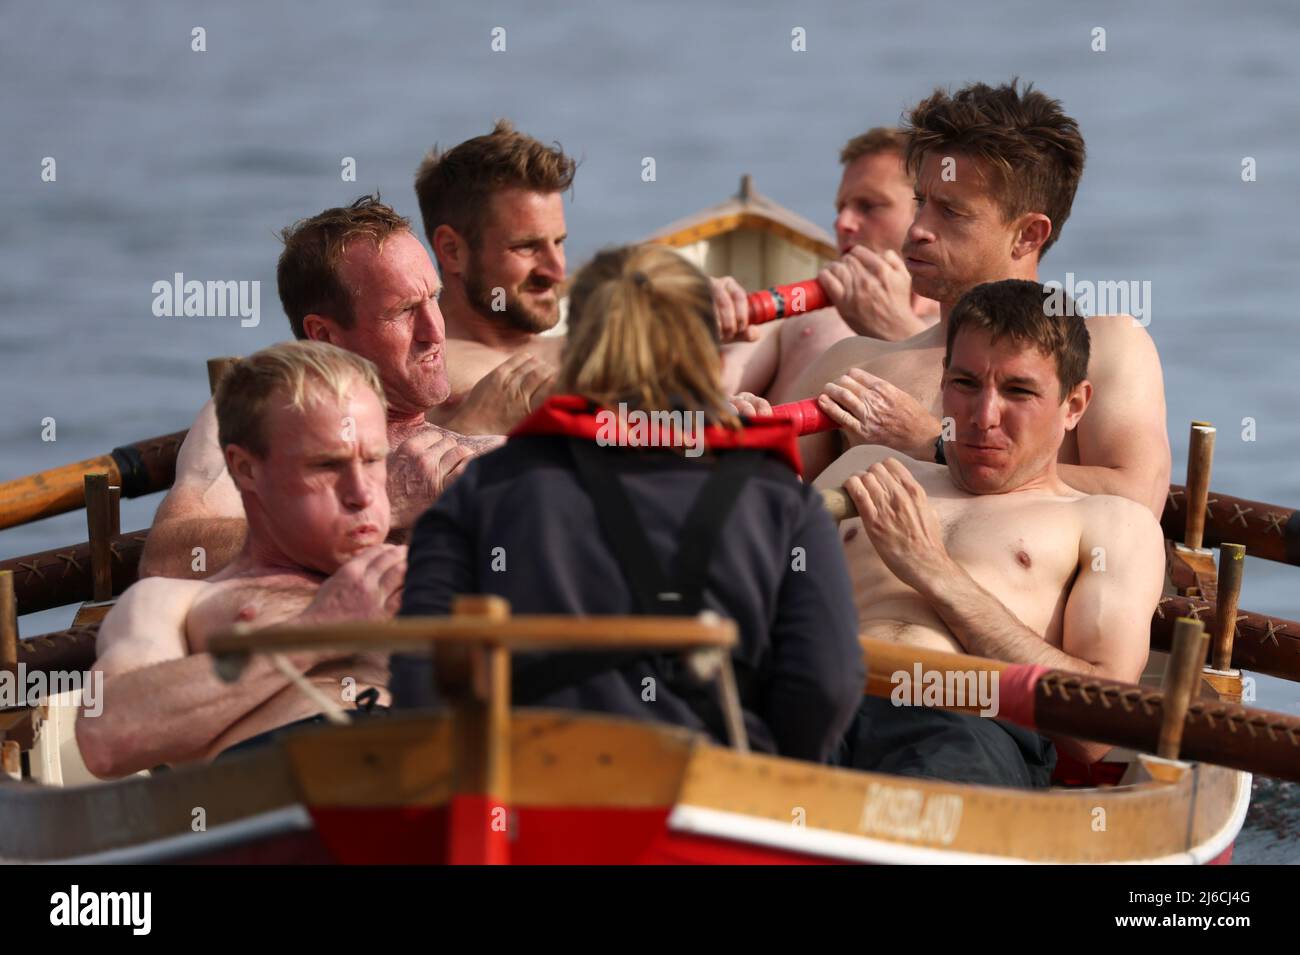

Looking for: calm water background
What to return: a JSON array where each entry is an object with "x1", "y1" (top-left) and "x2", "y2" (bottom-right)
[{"x1": 2, "y1": 0, "x2": 1297, "y2": 861}]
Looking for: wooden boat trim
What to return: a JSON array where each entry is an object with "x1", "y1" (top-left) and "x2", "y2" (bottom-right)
[
  {"x1": 40, "y1": 805, "x2": 315, "y2": 866},
  {"x1": 667, "y1": 765, "x2": 1251, "y2": 865},
  {"x1": 0, "y1": 710, "x2": 1251, "y2": 864},
  {"x1": 0, "y1": 743, "x2": 301, "y2": 862},
  {"x1": 659, "y1": 740, "x2": 1248, "y2": 864}
]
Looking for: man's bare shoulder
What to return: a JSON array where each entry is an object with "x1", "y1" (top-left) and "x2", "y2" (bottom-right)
[
  {"x1": 1085, "y1": 313, "x2": 1160, "y2": 358},
  {"x1": 163, "y1": 399, "x2": 242, "y2": 517},
  {"x1": 1072, "y1": 489, "x2": 1162, "y2": 524},
  {"x1": 178, "y1": 400, "x2": 224, "y2": 475},
  {"x1": 97, "y1": 576, "x2": 210, "y2": 666},
  {"x1": 1071, "y1": 491, "x2": 1165, "y2": 551},
  {"x1": 112, "y1": 575, "x2": 210, "y2": 616}
]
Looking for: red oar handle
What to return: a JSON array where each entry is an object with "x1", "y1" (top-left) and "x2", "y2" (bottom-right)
[
  {"x1": 768, "y1": 398, "x2": 836, "y2": 435},
  {"x1": 745, "y1": 279, "x2": 829, "y2": 324}
]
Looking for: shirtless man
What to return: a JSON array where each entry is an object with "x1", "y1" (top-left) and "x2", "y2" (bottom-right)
[
  {"x1": 716, "y1": 127, "x2": 939, "y2": 399},
  {"x1": 414, "y1": 119, "x2": 573, "y2": 433},
  {"x1": 813, "y1": 280, "x2": 1165, "y2": 784},
  {"x1": 787, "y1": 81, "x2": 1171, "y2": 517},
  {"x1": 138, "y1": 197, "x2": 501, "y2": 579},
  {"x1": 77, "y1": 342, "x2": 404, "y2": 777}
]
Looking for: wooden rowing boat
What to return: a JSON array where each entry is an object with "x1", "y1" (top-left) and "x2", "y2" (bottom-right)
[
  {"x1": 0, "y1": 178, "x2": 1287, "y2": 864},
  {"x1": 0, "y1": 712, "x2": 1253, "y2": 865},
  {"x1": 0, "y1": 603, "x2": 1262, "y2": 865}
]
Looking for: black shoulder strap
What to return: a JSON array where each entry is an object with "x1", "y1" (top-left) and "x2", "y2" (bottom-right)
[
  {"x1": 512, "y1": 441, "x2": 758, "y2": 707},
  {"x1": 566, "y1": 439, "x2": 676, "y2": 614},
  {"x1": 669, "y1": 449, "x2": 760, "y2": 612}
]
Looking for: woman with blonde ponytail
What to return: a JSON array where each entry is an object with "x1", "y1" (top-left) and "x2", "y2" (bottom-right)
[{"x1": 393, "y1": 244, "x2": 862, "y2": 763}]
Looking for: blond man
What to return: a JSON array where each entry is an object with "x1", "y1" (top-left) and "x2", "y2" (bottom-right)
[{"x1": 78, "y1": 342, "x2": 404, "y2": 777}]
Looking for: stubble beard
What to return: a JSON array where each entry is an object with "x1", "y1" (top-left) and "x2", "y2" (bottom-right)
[{"x1": 465, "y1": 260, "x2": 559, "y2": 335}]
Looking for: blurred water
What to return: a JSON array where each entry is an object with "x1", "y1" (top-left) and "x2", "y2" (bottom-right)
[{"x1": 2, "y1": 0, "x2": 1297, "y2": 861}]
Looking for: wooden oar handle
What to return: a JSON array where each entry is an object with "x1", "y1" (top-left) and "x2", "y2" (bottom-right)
[
  {"x1": 1183, "y1": 422, "x2": 1216, "y2": 550},
  {"x1": 1160, "y1": 484, "x2": 1300, "y2": 568},
  {"x1": 0, "y1": 430, "x2": 186, "y2": 531},
  {"x1": 745, "y1": 279, "x2": 829, "y2": 324},
  {"x1": 0, "y1": 571, "x2": 17, "y2": 670},
  {"x1": 819, "y1": 488, "x2": 856, "y2": 522},
  {"x1": 768, "y1": 398, "x2": 835, "y2": 434},
  {"x1": 1, "y1": 623, "x2": 100, "y2": 676},
  {"x1": 208, "y1": 613, "x2": 738, "y2": 673},
  {"x1": 0, "y1": 528, "x2": 148, "y2": 616},
  {"x1": 858, "y1": 635, "x2": 1300, "y2": 784}
]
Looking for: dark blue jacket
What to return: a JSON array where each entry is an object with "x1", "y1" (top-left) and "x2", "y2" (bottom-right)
[{"x1": 392, "y1": 433, "x2": 862, "y2": 763}]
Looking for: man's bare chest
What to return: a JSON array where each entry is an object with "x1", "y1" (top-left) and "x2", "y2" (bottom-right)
[
  {"x1": 184, "y1": 577, "x2": 318, "y2": 654},
  {"x1": 931, "y1": 496, "x2": 1081, "y2": 597},
  {"x1": 445, "y1": 339, "x2": 562, "y2": 399}
]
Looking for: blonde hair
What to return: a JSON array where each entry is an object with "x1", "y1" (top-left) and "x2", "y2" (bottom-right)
[
  {"x1": 558, "y1": 244, "x2": 739, "y2": 430},
  {"x1": 216, "y1": 341, "x2": 386, "y2": 457}
]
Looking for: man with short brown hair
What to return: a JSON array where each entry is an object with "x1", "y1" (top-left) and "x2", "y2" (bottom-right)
[
  {"x1": 818, "y1": 280, "x2": 1165, "y2": 783},
  {"x1": 415, "y1": 119, "x2": 576, "y2": 433},
  {"x1": 718, "y1": 126, "x2": 939, "y2": 399},
  {"x1": 790, "y1": 80, "x2": 1171, "y2": 517},
  {"x1": 138, "y1": 196, "x2": 501, "y2": 579}
]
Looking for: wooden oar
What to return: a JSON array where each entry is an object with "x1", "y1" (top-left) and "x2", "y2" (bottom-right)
[
  {"x1": 0, "y1": 358, "x2": 236, "y2": 534},
  {"x1": 207, "y1": 614, "x2": 738, "y2": 676},
  {"x1": 0, "y1": 530, "x2": 148, "y2": 616},
  {"x1": 860, "y1": 627, "x2": 1300, "y2": 783},
  {"x1": 1150, "y1": 594, "x2": 1300, "y2": 684},
  {"x1": 206, "y1": 609, "x2": 1300, "y2": 782},
  {"x1": 0, "y1": 572, "x2": 16, "y2": 779},
  {"x1": 0, "y1": 430, "x2": 186, "y2": 531},
  {"x1": 1162, "y1": 483, "x2": 1299, "y2": 567},
  {"x1": 0, "y1": 622, "x2": 100, "y2": 676}
]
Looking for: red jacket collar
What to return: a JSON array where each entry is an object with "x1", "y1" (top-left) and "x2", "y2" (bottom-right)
[{"x1": 509, "y1": 394, "x2": 805, "y2": 476}]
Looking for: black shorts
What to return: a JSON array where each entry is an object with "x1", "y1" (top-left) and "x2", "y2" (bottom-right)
[
  {"x1": 835, "y1": 695, "x2": 1057, "y2": 789},
  {"x1": 216, "y1": 689, "x2": 390, "y2": 760}
]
